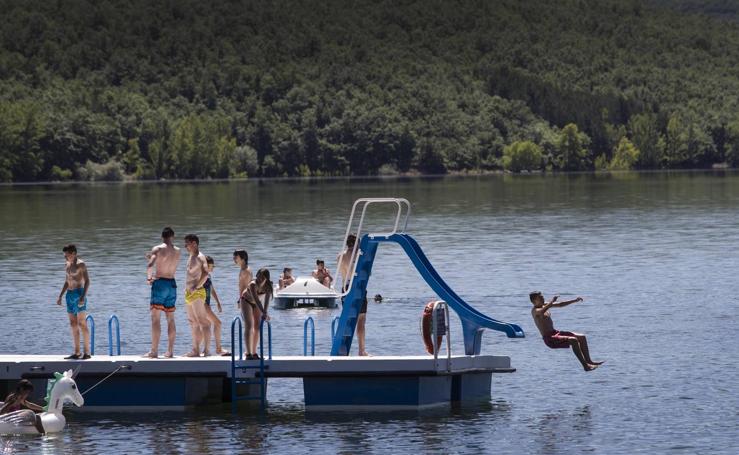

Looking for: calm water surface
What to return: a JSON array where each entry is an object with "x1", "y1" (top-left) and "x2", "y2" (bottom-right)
[{"x1": 0, "y1": 173, "x2": 737, "y2": 454}]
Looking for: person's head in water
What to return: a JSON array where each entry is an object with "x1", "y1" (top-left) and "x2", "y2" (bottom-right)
[
  {"x1": 206, "y1": 255, "x2": 215, "y2": 273},
  {"x1": 374, "y1": 294, "x2": 383, "y2": 303},
  {"x1": 233, "y1": 250, "x2": 248, "y2": 267},
  {"x1": 346, "y1": 234, "x2": 357, "y2": 248},
  {"x1": 161, "y1": 227, "x2": 175, "y2": 241},
  {"x1": 256, "y1": 268, "x2": 273, "y2": 294},
  {"x1": 62, "y1": 244, "x2": 77, "y2": 262},
  {"x1": 529, "y1": 291, "x2": 544, "y2": 307}
]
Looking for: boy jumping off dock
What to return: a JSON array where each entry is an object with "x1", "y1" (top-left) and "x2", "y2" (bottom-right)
[{"x1": 529, "y1": 291, "x2": 604, "y2": 371}]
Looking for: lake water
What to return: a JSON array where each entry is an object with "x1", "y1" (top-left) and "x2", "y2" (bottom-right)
[{"x1": 0, "y1": 173, "x2": 737, "y2": 454}]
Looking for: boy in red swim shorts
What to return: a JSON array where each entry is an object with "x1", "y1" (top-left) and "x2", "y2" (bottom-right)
[{"x1": 530, "y1": 291, "x2": 604, "y2": 372}]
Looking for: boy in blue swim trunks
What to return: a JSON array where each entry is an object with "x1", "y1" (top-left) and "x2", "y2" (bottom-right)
[
  {"x1": 145, "y1": 227, "x2": 182, "y2": 358},
  {"x1": 56, "y1": 244, "x2": 91, "y2": 359}
]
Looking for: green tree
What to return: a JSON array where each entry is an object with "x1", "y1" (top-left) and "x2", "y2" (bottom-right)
[
  {"x1": 628, "y1": 114, "x2": 664, "y2": 169},
  {"x1": 608, "y1": 137, "x2": 640, "y2": 170},
  {"x1": 725, "y1": 120, "x2": 739, "y2": 167},
  {"x1": 0, "y1": 101, "x2": 46, "y2": 181},
  {"x1": 502, "y1": 141, "x2": 543, "y2": 172},
  {"x1": 555, "y1": 124, "x2": 591, "y2": 171}
]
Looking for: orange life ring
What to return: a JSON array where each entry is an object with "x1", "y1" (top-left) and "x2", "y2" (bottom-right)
[{"x1": 421, "y1": 301, "x2": 444, "y2": 354}]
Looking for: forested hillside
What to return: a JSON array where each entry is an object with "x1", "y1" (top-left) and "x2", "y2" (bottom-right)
[
  {"x1": 650, "y1": 0, "x2": 739, "y2": 19},
  {"x1": 1, "y1": 0, "x2": 739, "y2": 181}
]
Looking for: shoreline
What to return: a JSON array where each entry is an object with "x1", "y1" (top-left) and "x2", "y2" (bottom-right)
[{"x1": 1, "y1": 168, "x2": 737, "y2": 187}]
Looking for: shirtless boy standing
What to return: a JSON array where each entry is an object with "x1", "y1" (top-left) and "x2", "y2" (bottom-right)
[
  {"x1": 337, "y1": 234, "x2": 369, "y2": 356},
  {"x1": 530, "y1": 291, "x2": 604, "y2": 371},
  {"x1": 56, "y1": 244, "x2": 91, "y2": 359},
  {"x1": 145, "y1": 227, "x2": 181, "y2": 358},
  {"x1": 184, "y1": 234, "x2": 212, "y2": 357}
]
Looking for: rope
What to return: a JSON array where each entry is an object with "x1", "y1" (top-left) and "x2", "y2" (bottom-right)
[{"x1": 80, "y1": 365, "x2": 129, "y2": 396}]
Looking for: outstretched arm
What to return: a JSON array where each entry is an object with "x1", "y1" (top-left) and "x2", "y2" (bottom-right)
[
  {"x1": 547, "y1": 297, "x2": 583, "y2": 310},
  {"x1": 23, "y1": 399, "x2": 44, "y2": 412}
]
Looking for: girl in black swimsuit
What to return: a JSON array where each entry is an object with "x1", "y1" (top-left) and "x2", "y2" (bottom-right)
[{"x1": 240, "y1": 268, "x2": 273, "y2": 359}]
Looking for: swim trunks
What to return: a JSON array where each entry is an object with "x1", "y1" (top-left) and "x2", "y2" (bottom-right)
[
  {"x1": 342, "y1": 284, "x2": 368, "y2": 314},
  {"x1": 185, "y1": 287, "x2": 207, "y2": 305},
  {"x1": 204, "y1": 278, "x2": 212, "y2": 306},
  {"x1": 65, "y1": 288, "x2": 87, "y2": 315},
  {"x1": 150, "y1": 278, "x2": 177, "y2": 312},
  {"x1": 542, "y1": 330, "x2": 578, "y2": 349}
]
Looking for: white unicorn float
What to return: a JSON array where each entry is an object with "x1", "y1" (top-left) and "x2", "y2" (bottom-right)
[{"x1": 0, "y1": 369, "x2": 84, "y2": 434}]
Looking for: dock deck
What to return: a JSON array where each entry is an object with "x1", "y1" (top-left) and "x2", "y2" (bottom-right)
[{"x1": 0, "y1": 354, "x2": 514, "y2": 410}]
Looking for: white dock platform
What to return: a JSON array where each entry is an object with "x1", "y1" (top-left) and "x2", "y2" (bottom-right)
[{"x1": 0, "y1": 354, "x2": 514, "y2": 410}]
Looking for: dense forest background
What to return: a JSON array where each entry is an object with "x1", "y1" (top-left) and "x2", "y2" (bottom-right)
[{"x1": 1, "y1": 0, "x2": 739, "y2": 181}]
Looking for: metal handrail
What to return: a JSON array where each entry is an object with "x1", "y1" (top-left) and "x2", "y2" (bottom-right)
[
  {"x1": 431, "y1": 301, "x2": 452, "y2": 372},
  {"x1": 85, "y1": 314, "x2": 95, "y2": 356},
  {"x1": 231, "y1": 316, "x2": 244, "y2": 361},
  {"x1": 108, "y1": 314, "x2": 120, "y2": 356},
  {"x1": 331, "y1": 316, "x2": 340, "y2": 341},
  {"x1": 303, "y1": 317, "x2": 315, "y2": 356},
  {"x1": 337, "y1": 198, "x2": 412, "y2": 296},
  {"x1": 230, "y1": 316, "x2": 242, "y2": 414},
  {"x1": 260, "y1": 319, "x2": 272, "y2": 360}
]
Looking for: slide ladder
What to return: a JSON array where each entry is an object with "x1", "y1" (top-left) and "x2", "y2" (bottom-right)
[{"x1": 331, "y1": 198, "x2": 524, "y2": 356}]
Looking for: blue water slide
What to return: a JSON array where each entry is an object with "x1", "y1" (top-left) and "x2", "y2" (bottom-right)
[{"x1": 330, "y1": 233, "x2": 524, "y2": 356}]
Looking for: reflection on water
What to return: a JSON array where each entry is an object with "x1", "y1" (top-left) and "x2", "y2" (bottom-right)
[
  {"x1": 1, "y1": 173, "x2": 738, "y2": 453},
  {"x1": 532, "y1": 406, "x2": 593, "y2": 455}
]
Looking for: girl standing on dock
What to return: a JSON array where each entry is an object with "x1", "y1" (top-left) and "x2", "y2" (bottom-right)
[
  {"x1": 240, "y1": 268, "x2": 272, "y2": 360},
  {"x1": 203, "y1": 256, "x2": 229, "y2": 356}
]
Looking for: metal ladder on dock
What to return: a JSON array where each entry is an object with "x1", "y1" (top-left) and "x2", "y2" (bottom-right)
[{"x1": 230, "y1": 317, "x2": 272, "y2": 412}]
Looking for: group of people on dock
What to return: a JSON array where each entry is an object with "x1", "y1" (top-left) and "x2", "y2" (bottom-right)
[
  {"x1": 55, "y1": 227, "x2": 600, "y2": 370},
  {"x1": 56, "y1": 228, "x2": 370, "y2": 360}
]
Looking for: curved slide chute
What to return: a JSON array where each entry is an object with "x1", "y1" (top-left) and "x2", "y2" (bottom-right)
[{"x1": 331, "y1": 233, "x2": 524, "y2": 356}]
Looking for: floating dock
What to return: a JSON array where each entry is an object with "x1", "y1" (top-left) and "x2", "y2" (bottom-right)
[
  {"x1": 0, "y1": 354, "x2": 514, "y2": 411},
  {"x1": 1, "y1": 198, "x2": 524, "y2": 413}
]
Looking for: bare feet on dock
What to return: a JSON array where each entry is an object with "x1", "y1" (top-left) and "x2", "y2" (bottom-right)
[
  {"x1": 584, "y1": 364, "x2": 600, "y2": 372},
  {"x1": 163, "y1": 352, "x2": 174, "y2": 358},
  {"x1": 184, "y1": 350, "x2": 200, "y2": 357},
  {"x1": 142, "y1": 352, "x2": 158, "y2": 359},
  {"x1": 359, "y1": 351, "x2": 370, "y2": 357},
  {"x1": 202, "y1": 351, "x2": 211, "y2": 357}
]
